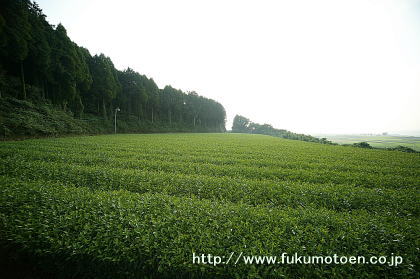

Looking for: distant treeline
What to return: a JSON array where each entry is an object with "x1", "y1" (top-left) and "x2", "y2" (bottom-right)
[
  {"x1": 346, "y1": 142, "x2": 418, "y2": 153},
  {"x1": 231, "y1": 115, "x2": 333, "y2": 144},
  {"x1": 232, "y1": 115, "x2": 419, "y2": 153},
  {"x1": 0, "y1": 0, "x2": 226, "y2": 133}
]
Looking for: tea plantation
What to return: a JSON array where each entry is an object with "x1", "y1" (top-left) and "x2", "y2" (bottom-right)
[{"x1": 0, "y1": 133, "x2": 419, "y2": 278}]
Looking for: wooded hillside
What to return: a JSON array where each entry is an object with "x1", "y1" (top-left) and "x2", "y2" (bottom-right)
[{"x1": 0, "y1": 0, "x2": 226, "y2": 137}]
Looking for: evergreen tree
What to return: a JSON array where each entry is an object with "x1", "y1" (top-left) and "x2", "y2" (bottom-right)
[{"x1": 0, "y1": 0, "x2": 226, "y2": 133}]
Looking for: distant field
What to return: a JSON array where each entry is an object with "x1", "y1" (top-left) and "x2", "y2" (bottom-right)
[
  {"x1": 319, "y1": 134, "x2": 420, "y2": 151},
  {"x1": 0, "y1": 134, "x2": 419, "y2": 278}
]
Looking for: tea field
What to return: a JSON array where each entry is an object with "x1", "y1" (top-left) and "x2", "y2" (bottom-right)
[
  {"x1": 0, "y1": 133, "x2": 419, "y2": 278},
  {"x1": 318, "y1": 134, "x2": 420, "y2": 151}
]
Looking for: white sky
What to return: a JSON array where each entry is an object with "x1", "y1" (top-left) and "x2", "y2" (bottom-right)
[{"x1": 36, "y1": 0, "x2": 420, "y2": 135}]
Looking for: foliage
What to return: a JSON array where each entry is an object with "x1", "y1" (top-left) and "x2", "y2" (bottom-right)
[
  {"x1": 352, "y1": 142, "x2": 372, "y2": 149},
  {"x1": 0, "y1": 97, "x2": 219, "y2": 139},
  {"x1": 232, "y1": 114, "x2": 330, "y2": 144},
  {"x1": 0, "y1": 0, "x2": 226, "y2": 134},
  {"x1": 387, "y1": 145, "x2": 418, "y2": 153},
  {"x1": 317, "y1": 134, "x2": 420, "y2": 152},
  {"x1": 0, "y1": 133, "x2": 419, "y2": 278}
]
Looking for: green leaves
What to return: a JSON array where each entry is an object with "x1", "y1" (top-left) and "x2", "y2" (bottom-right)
[{"x1": 0, "y1": 133, "x2": 419, "y2": 278}]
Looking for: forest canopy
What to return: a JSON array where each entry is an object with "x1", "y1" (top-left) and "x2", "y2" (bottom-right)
[{"x1": 0, "y1": 0, "x2": 226, "y2": 132}]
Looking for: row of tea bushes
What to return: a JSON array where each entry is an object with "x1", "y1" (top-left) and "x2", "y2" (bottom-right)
[{"x1": 0, "y1": 176, "x2": 417, "y2": 278}]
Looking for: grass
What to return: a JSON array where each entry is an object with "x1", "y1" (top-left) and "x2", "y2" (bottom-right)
[
  {"x1": 320, "y1": 134, "x2": 420, "y2": 151},
  {"x1": 0, "y1": 133, "x2": 419, "y2": 278},
  {"x1": 0, "y1": 97, "x2": 222, "y2": 140}
]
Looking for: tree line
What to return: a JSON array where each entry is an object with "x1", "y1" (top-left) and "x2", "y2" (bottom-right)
[
  {"x1": 232, "y1": 115, "x2": 420, "y2": 152},
  {"x1": 0, "y1": 0, "x2": 226, "y2": 131},
  {"x1": 232, "y1": 115, "x2": 333, "y2": 144}
]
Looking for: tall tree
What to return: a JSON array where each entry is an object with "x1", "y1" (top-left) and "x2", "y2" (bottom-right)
[
  {"x1": 0, "y1": 0, "x2": 32, "y2": 99},
  {"x1": 89, "y1": 54, "x2": 120, "y2": 119},
  {"x1": 232, "y1": 115, "x2": 251, "y2": 133},
  {"x1": 0, "y1": 0, "x2": 227, "y2": 133}
]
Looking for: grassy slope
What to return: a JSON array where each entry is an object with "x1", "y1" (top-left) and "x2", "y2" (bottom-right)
[
  {"x1": 0, "y1": 133, "x2": 419, "y2": 278},
  {"x1": 0, "y1": 97, "x2": 219, "y2": 140}
]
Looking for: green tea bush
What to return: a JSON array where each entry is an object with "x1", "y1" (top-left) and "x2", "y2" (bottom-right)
[{"x1": 0, "y1": 133, "x2": 419, "y2": 278}]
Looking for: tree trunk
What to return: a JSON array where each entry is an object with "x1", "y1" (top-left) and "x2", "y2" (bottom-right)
[
  {"x1": 45, "y1": 81, "x2": 48, "y2": 99},
  {"x1": 151, "y1": 107, "x2": 154, "y2": 123},
  {"x1": 138, "y1": 105, "x2": 142, "y2": 121},
  {"x1": 20, "y1": 61, "x2": 26, "y2": 99},
  {"x1": 102, "y1": 98, "x2": 107, "y2": 120},
  {"x1": 109, "y1": 103, "x2": 113, "y2": 120},
  {"x1": 41, "y1": 81, "x2": 45, "y2": 99}
]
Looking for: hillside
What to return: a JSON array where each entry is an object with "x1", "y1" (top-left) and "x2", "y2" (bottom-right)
[
  {"x1": 0, "y1": 1, "x2": 226, "y2": 137},
  {"x1": 0, "y1": 133, "x2": 418, "y2": 278},
  {"x1": 0, "y1": 97, "x2": 222, "y2": 139}
]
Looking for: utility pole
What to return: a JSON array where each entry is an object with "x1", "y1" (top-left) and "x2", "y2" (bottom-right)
[{"x1": 114, "y1": 107, "x2": 120, "y2": 134}]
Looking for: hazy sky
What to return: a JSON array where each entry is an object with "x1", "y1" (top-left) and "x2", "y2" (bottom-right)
[{"x1": 36, "y1": 0, "x2": 420, "y2": 135}]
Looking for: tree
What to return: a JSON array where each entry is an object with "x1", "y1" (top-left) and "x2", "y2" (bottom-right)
[
  {"x1": 24, "y1": 1, "x2": 51, "y2": 99},
  {"x1": 232, "y1": 115, "x2": 251, "y2": 133},
  {"x1": 0, "y1": 0, "x2": 227, "y2": 133},
  {"x1": 0, "y1": 0, "x2": 32, "y2": 99},
  {"x1": 89, "y1": 54, "x2": 120, "y2": 119},
  {"x1": 232, "y1": 115, "x2": 325, "y2": 143},
  {"x1": 353, "y1": 142, "x2": 372, "y2": 149}
]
